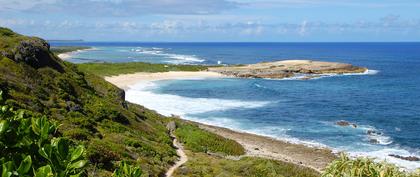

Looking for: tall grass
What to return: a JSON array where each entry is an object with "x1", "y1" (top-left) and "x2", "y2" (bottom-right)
[{"x1": 322, "y1": 153, "x2": 419, "y2": 177}]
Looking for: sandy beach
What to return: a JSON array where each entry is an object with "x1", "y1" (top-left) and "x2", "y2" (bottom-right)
[
  {"x1": 105, "y1": 71, "x2": 225, "y2": 89},
  {"x1": 105, "y1": 71, "x2": 338, "y2": 172}
]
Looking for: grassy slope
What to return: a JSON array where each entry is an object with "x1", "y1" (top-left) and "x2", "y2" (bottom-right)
[
  {"x1": 77, "y1": 62, "x2": 209, "y2": 76},
  {"x1": 174, "y1": 120, "x2": 245, "y2": 156},
  {"x1": 173, "y1": 120, "x2": 320, "y2": 177},
  {"x1": 0, "y1": 27, "x2": 176, "y2": 176}
]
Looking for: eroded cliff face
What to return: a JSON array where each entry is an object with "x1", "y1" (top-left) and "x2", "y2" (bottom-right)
[{"x1": 209, "y1": 60, "x2": 367, "y2": 79}]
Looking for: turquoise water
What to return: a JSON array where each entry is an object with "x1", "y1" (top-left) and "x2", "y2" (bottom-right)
[{"x1": 52, "y1": 42, "x2": 420, "y2": 169}]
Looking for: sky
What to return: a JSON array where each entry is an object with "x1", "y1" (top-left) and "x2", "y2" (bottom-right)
[{"x1": 1, "y1": 0, "x2": 420, "y2": 42}]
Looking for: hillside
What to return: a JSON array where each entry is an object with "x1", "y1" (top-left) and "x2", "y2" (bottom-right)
[
  {"x1": 0, "y1": 27, "x2": 177, "y2": 176},
  {"x1": 3, "y1": 28, "x2": 418, "y2": 177}
]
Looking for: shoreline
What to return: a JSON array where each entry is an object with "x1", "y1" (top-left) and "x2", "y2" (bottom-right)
[
  {"x1": 187, "y1": 119, "x2": 337, "y2": 172},
  {"x1": 105, "y1": 71, "x2": 225, "y2": 90},
  {"x1": 104, "y1": 70, "x2": 420, "y2": 172},
  {"x1": 105, "y1": 71, "x2": 337, "y2": 172},
  {"x1": 56, "y1": 47, "x2": 93, "y2": 60}
]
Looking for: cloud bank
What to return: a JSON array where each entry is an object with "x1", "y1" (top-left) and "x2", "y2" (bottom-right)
[{"x1": 0, "y1": 0, "x2": 239, "y2": 16}]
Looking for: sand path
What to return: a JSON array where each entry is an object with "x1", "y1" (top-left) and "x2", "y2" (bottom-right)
[{"x1": 165, "y1": 132, "x2": 188, "y2": 177}]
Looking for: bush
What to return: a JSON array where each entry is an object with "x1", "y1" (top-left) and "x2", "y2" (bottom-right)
[
  {"x1": 322, "y1": 153, "x2": 419, "y2": 177},
  {"x1": 0, "y1": 90, "x2": 88, "y2": 177},
  {"x1": 112, "y1": 161, "x2": 142, "y2": 177}
]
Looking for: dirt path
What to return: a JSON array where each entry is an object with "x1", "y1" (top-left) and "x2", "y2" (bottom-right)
[{"x1": 165, "y1": 132, "x2": 188, "y2": 177}]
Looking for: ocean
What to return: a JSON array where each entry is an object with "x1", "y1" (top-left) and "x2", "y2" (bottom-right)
[{"x1": 51, "y1": 42, "x2": 420, "y2": 170}]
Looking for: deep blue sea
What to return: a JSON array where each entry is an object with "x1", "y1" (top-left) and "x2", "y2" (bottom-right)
[{"x1": 51, "y1": 42, "x2": 420, "y2": 169}]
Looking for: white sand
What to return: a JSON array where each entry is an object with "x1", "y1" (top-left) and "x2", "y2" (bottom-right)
[{"x1": 105, "y1": 71, "x2": 225, "y2": 90}]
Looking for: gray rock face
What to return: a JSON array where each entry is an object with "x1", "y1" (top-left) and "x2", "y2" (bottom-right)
[
  {"x1": 166, "y1": 121, "x2": 177, "y2": 132},
  {"x1": 12, "y1": 38, "x2": 63, "y2": 71}
]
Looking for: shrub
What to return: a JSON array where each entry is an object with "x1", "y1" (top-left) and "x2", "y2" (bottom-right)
[
  {"x1": 322, "y1": 153, "x2": 418, "y2": 177},
  {"x1": 112, "y1": 161, "x2": 142, "y2": 177},
  {"x1": 0, "y1": 89, "x2": 88, "y2": 177}
]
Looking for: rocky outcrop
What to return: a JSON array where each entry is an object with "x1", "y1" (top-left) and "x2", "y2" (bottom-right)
[
  {"x1": 0, "y1": 35, "x2": 64, "y2": 72},
  {"x1": 336, "y1": 120, "x2": 357, "y2": 128},
  {"x1": 209, "y1": 60, "x2": 367, "y2": 79},
  {"x1": 389, "y1": 154, "x2": 420, "y2": 161},
  {"x1": 13, "y1": 39, "x2": 63, "y2": 71}
]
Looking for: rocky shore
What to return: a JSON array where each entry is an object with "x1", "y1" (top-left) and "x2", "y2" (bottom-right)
[{"x1": 208, "y1": 60, "x2": 367, "y2": 79}]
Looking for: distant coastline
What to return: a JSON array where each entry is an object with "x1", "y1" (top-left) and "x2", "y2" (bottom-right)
[{"x1": 52, "y1": 46, "x2": 92, "y2": 60}]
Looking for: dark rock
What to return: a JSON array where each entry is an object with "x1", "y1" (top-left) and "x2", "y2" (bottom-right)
[
  {"x1": 369, "y1": 139, "x2": 379, "y2": 144},
  {"x1": 336, "y1": 120, "x2": 357, "y2": 128},
  {"x1": 367, "y1": 130, "x2": 382, "y2": 136},
  {"x1": 336, "y1": 120, "x2": 350, "y2": 126},
  {"x1": 66, "y1": 101, "x2": 82, "y2": 112},
  {"x1": 254, "y1": 148, "x2": 259, "y2": 150},
  {"x1": 12, "y1": 39, "x2": 63, "y2": 71},
  {"x1": 389, "y1": 154, "x2": 420, "y2": 161}
]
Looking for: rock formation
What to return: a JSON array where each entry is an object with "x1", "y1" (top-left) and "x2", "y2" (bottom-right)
[{"x1": 209, "y1": 60, "x2": 367, "y2": 79}]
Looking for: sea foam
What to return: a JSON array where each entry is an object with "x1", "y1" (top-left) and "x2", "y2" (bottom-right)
[
  {"x1": 126, "y1": 81, "x2": 271, "y2": 117},
  {"x1": 132, "y1": 47, "x2": 205, "y2": 64}
]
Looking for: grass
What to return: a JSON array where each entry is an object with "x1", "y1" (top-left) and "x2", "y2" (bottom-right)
[
  {"x1": 50, "y1": 46, "x2": 91, "y2": 54},
  {"x1": 174, "y1": 151, "x2": 320, "y2": 177},
  {"x1": 174, "y1": 120, "x2": 245, "y2": 156},
  {"x1": 77, "y1": 62, "x2": 209, "y2": 76},
  {"x1": 172, "y1": 119, "x2": 320, "y2": 177}
]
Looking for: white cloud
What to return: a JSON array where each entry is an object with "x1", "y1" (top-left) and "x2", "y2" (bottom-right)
[
  {"x1": 0, "y1": 0, "x2": 239, "y2": 16},
  {"x1": 298, "y1": 20, "x2": 307, "y2": 36}
]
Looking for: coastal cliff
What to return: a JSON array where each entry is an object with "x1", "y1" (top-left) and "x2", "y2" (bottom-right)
[{"x1": 209, "y1": 60, "x2": 367, "y2": 79}]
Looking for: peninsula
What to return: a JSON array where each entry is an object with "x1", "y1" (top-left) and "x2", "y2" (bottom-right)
[{"x1": 208, "y1": 60, "x2": 367, "y2": 79}]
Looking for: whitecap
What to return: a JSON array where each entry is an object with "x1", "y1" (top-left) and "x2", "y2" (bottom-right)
[
  {"x1": 131, "y1": 47, "x2": 205, "y2": 64},
  {"x1": 126, "y1": 81, "x2": 271, "y2": 117}
]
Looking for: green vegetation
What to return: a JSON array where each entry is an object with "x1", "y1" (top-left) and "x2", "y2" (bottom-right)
[
  {"x1": 0, "y1": 27, "x2": 177, "y2": 176},
  {"x1": 112, "y1": 161, "x2": 142, "y2": 177},
  {"x1": 174, "y1": 151, "x2": 320, "y2": 177},
  {"x1": 322, "y1": 154, "x2": 420, "y2": 177},
  {"x1": 0, "y1": 90, "x2": 87, "y2": 177},
  {"x1": 50, "y1": 46, "x2": 91, "y2": 55},
  {"x1": 174, "y1": 121, "x2": 245, "y2": 156},
  {"x1": 172, "y1": 120, "x2": 320, "y2": 177},
  {"x1": 77, "y1": 62, "x2": 208, "y2": 76}
]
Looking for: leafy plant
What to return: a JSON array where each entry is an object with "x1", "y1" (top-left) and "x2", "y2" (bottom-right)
[
  {"x1": 112, "y1": 161, "x2": 142, "y2": 177},
  {"x1": 322, "y1": 153, "x2": 417, "y2": 177},
  {"x1": 0, "y1": 89, "x2": 87, "y2": 177}
]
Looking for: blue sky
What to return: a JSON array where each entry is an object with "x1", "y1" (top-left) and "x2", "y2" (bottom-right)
[{"x1": 1, "y1": 0, "x2": 419, "y2": 42}]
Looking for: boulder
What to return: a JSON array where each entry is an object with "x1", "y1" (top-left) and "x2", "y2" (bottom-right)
[
  {"x1": 336, "y1": 120, "x2": 357, "y2": 128},
  {"x1": 166, "y1": 121, "x2": 177, "y2": 132},
  {"x1": 12, "y1": 38, "x2": 63, "y2": 71}
]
